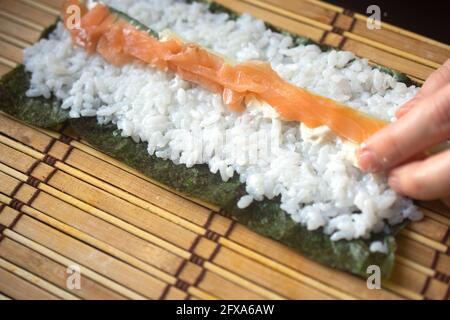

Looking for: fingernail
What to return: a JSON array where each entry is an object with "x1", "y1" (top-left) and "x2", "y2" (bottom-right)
[
  {"x1": 388, "y1": 175, "x2": 403, "y2": 195},
  {"x1": 357, "y1": 147, "x2": 382, "y2": 172}
]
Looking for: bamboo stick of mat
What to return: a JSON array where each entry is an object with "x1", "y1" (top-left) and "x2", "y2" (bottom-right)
[
  {"x1": 0, "y1": 237, "x2": 128, "y2": 299},
  {"x1": 0, "y1": 171, "x2": 269, "y2": 300},
  {"x1": 0, "y1": 257, "x2": 79, "y2": 300},
  {"x1": 306, "y1": 0, "x2": 450, "y2": 51},
  {"x1": 0, "y1": 194, "x2": 221, "y2": 300},
  {"x1": 0, "y1": 205, "x2": 191, "y2": 300},
  {"x1": 0, "y1": 293, "x2": 11, "y2": 300},
  {"x1": 0, "y1": 226, "x2": 147, "y2": 300},
  {"x1": 0, "y1": 267, "x2": 59, "y2": 300},
  {"x1": 0, "y1": 162, "x2": 332, "y2": 300}
]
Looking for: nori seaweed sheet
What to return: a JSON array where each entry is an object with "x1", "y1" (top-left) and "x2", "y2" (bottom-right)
[
  {"x1": 0, "y1": 2, "x2": 420, "y2": 278},
  {"x1": 69, "y1": 117, "x2": 400, "y2": 277}
]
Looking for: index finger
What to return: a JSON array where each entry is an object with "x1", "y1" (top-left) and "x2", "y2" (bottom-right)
[
  {"x1": 357, "y1": 83, "x2": 450, "y2": 172},
  {"x1": 396, "y1": 59, "x2": 450, "y2": 118}
]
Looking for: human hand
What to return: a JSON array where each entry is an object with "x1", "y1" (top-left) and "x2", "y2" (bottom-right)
[{"x1": 357, "y1": 59, "x2": 450, "y2": 206}]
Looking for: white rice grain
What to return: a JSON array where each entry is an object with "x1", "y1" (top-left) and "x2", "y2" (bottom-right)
[{"x1": 23, "y1": 0, "x2": 423, "y2": 245}]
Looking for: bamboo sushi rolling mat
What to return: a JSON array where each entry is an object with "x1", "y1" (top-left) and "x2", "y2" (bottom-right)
[{"x1": 0, "y1": 0, "x2": 449, "y2": 301}]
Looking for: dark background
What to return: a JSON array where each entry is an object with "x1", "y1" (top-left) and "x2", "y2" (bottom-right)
[{"x1": 326, "y1": 0, "x2": 450, "y2": 44}]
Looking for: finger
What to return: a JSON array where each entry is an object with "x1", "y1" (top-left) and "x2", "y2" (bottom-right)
[
  {"x1": 387, "y1": 149, "x2": 450, "y2": 200},
  {"x1": 396, "y1": 59, "x2": 450, "y2": 118},
  {"x1": 396, "y1": 151, "x2": 427, "y2": 166},
  {"x1": 420, "y1": 59, "x2": 450, "y2": 97},
  {"x1": 358, "y1": 83, "x2": 450, "y2": 172},
  {"x1": 395, "y1": 97, "x2": 418, "y2": 118}
]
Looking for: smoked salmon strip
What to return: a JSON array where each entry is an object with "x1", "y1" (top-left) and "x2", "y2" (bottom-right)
[{"x1": 62, "y1": 0, "x2": 387, "y2": 144}]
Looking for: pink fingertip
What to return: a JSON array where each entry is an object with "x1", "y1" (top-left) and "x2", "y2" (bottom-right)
[{"x1": 357, "y1": 145, "x2": 382, "y2": 172}]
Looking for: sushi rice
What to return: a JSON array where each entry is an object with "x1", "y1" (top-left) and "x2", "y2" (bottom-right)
[{"x1": 23, "y1": 0, "x2": 423, "y2": 250}]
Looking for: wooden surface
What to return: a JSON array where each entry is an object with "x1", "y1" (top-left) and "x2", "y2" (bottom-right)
[{"x1": 0, "y1": 0, "x2": 449, "y2": 300}]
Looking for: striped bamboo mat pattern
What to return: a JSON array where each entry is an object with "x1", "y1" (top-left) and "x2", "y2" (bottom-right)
[{"x1": 0, "y1": 0, "x2": 449, "y2": 300}]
